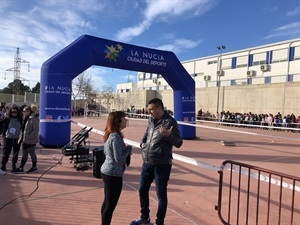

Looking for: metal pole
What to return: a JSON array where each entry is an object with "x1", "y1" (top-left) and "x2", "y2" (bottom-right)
[
  {"x1": 216, "y1": 45, "x2": 226, "y2": 117},
  {"x1": 216, "y1": 73, "x2": 220, "y2": 115}
]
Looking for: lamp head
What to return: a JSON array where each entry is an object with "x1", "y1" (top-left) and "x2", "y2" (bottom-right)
[{"x1": 217, "y1": 45, "x2": 226, "y2": 50}]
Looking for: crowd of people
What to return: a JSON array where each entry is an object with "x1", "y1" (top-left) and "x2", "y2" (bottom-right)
[
  {"x1": 0, "y1": 102, "x2": 39, "y2": 175},
  {"x1": 118, "y1": 106, "x2": 300, "y2": 130},
  {"x1": 70, "y1": 102, "x2": 101, "y2": 117},
  {"x1": 196, "y1": 109, "x2": 300, "y2": 129},
  {"x1": 126, "y1": 107, "x2": 174, "y2": 119}
]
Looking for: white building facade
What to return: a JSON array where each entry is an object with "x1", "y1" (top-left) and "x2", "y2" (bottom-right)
[
  {"x1": 116, "y1": 82, "x2": 137, "y2": 93},
  {"x1": 120, "y1": 38, "x2": 300, "y2": 91},
  {"x1": 115, "y1": 39, "x2": 300, "y2": 116}
]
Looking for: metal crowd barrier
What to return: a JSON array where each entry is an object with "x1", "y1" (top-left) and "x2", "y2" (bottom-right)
[
  {"x1": 122, "y1": 113, "x2": 300, "y2": 132},
  {"x1": 216, "y1": 160, "x2": 300, "y2": 225},
  {"x1": 197, "y1": 117, "x2": 300, "y2": 132}
]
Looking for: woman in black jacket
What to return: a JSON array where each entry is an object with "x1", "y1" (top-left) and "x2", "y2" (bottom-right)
[{"x1": 0, "y1": 105, "x2": 23, "y2": 174}]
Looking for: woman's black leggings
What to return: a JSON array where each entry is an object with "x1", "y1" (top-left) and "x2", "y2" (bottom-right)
[{"x1": 101, "y1": 173, "x2": 123, "y2": 225}]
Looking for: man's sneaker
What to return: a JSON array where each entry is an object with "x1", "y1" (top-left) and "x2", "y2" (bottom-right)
[
  {"x1": 14, "y1": 168, "x2": 24, "y2": 173},
  {"x1": 130, "y1": 217, "x2": 150, "y2": 225},
  {"x1": 26, "y1": 167, "x2": 37, "y2": 173},
  {"x1": 0, "y1": 169, "x2": 6, "y2": 175}
]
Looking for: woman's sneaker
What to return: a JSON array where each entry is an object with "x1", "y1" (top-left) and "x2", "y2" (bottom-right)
[
  {"x1": 14, "y1": 168, "x2": 24, "y2": 173},
  {"x1": 0, "y1": 169, "x2": 6, "y2": 175},
  {"x1": 130, "y1": 217, "x2": 150, "y2": 225},
  {"x1": 11, "y1": 165, "x2": 18, "y2": 172},
  {"x1": 26, "y1": 167, "x2": 37, "y2": 173}
]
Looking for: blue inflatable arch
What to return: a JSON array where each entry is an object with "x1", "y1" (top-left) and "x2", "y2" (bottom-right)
[{"x1": 40, "y1": 35, "x2": 195, "y2": 146}]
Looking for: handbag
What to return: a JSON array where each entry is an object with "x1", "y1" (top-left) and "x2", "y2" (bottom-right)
[
  {"x1": 126, "y1": 154, "x2": 131, "y2": 167},
  {"x1": 126, "y1": 145, "x2": 132, "y2": 166}
]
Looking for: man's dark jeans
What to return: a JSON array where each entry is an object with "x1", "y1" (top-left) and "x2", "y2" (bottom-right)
[{"x1": 138, "y1": 162, "x2": 172, "y2": 225}]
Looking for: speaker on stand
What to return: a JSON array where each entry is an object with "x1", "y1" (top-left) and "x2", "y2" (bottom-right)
[{"x1": 93, "y1": 146, "x2": 105, "y2": 179}]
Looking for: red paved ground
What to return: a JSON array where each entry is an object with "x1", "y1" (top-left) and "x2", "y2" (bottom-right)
[{"x1": 0, "y1": 116, "x2": 299, "y2": 225}]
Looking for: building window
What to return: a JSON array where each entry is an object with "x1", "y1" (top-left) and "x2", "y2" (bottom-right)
[
  {"x1": 221, "y1": 58, "x2": 231, "y2": 70},
  {"x1": 253, "y1": 52, "x2": 266, "y2": 65},
  {"x1": 272, "y1": 48, "x2": 287, "y2": 63},
  {"x1": 248, "y1": 54, "x2": 253, "y2": 67},
  {"x1": 230, "y1": 80, "x2": 236, "y2": 86},
  {"x1": 207, "y1": 60, "x2": 217, "y2": 65},
  {"x1": 138, "y1": 73, "x2": 145, "y2": 81},
  {"x1": 264, "y1": 76, "x2": 271, "y2": 84},
  {"x1": 253, "y1": 60, "x2": 266, "y2": 66},
  {"x1": 247, "y1": 78, "x2": 252, "y2": 85},
  {"x1": 236, "y1": 55, "x2": 248, "y2": 68},
  {"x1": 294, "y1": 45, "x2": 300, "y2": 60},
  {"x1": 145, "y1": 73, "x2": 150, "y2": 80},
  {"x1": 272, "y1": 59, "x2": 287, "y2": 63},
  {"x1": 231, "y1": 57, "x2": 237, "y2": 69},
  {"x1": 287, "y1": 74, "x2": 293, "y2": 82},
  {"x1": 236, "y1": 64, "x2": 248, "y2": 68},
  {"x1": 293, "y1": 46, "x2": 300, "y2": 60}
]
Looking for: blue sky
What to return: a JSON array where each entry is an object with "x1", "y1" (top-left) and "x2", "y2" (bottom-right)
[{"x1": 0, "y1": 0, "x2": 299, "y2": 91}]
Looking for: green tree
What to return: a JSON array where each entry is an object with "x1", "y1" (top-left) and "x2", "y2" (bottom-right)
[
  {"x1": 32, "y1": 82, "x2": 40, "y2": 93},
  {"x1": 0, "y1": 79, "x2": 30, "y2": 94}
]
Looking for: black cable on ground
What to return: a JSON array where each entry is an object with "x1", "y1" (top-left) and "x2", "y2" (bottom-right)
[{"x1": 0, "y1": 145, "x2": 64, "y2": 211}]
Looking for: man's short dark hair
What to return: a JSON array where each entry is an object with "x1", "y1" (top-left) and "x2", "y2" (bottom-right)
[{"x1": 148, "y1": 98, "x2": 164, "y2": 109}]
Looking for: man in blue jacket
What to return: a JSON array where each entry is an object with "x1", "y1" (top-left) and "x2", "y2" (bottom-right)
[{"x1": 131, "y1": 98, "x2": 183, "y2": 225}]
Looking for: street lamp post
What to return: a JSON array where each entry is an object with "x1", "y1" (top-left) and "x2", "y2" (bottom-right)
[{"x1": 216, "y1": 45, "x2": 226, "y2": 117}]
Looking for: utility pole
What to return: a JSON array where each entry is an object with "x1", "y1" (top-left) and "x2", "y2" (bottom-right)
[{"x1": 5, "y1": 47, "x2": 30, "y2": 96}]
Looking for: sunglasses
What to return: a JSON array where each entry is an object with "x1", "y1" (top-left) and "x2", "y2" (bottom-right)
[{"x1": 11, "y1": 111, "x2": 17, "y2": 114}]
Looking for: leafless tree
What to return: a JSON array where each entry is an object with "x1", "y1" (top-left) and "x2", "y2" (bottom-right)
[
  {"x1": 72, "y1": 72, "x2": 95, "y2": 109},
  {"x1": 113, "y1": 93, "x2": 125, "y2": 111},
  {"x1": 99, "y1": 84, "x2": 114, "y2": 113}
]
